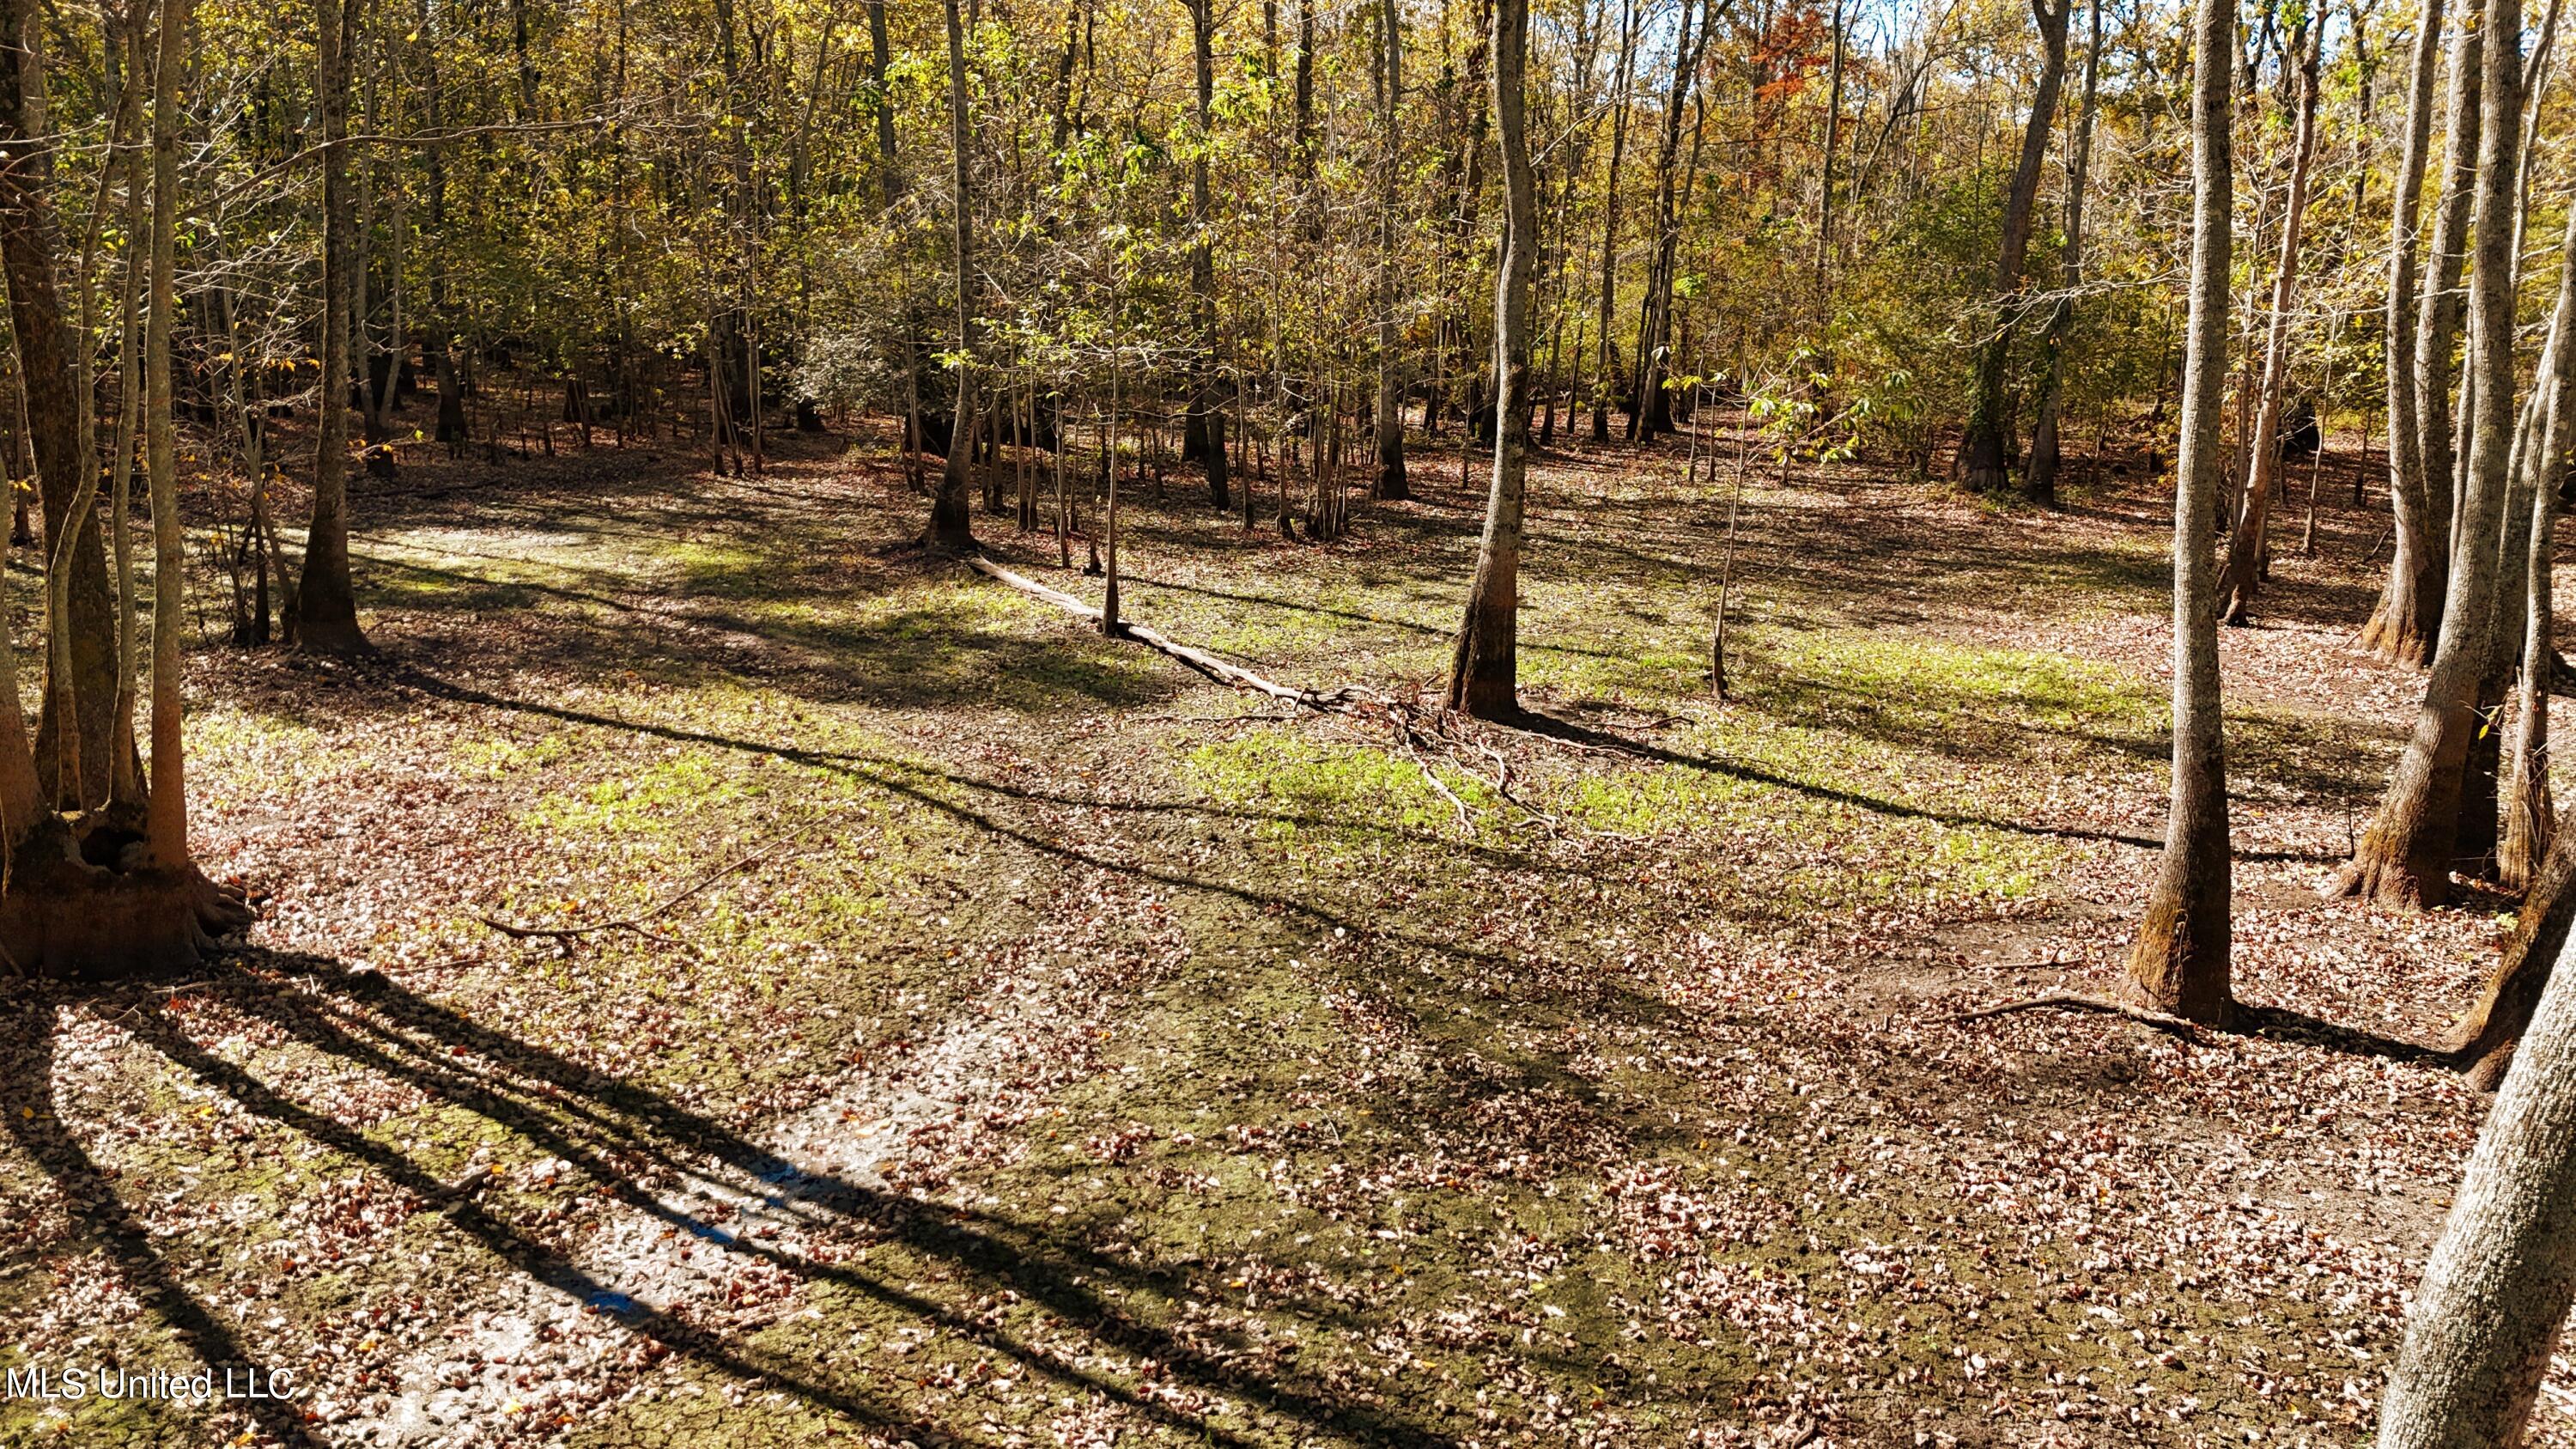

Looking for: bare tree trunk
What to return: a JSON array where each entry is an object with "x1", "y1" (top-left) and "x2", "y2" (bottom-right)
[
  {"x1": 2364, "y1": 0, "x2": 2451, "y2": 664},
  {"x1": 2338, "y1": 0, "x2": 2521, "y2": 910},
  {"x1": 1626, "y1": 0, "x2": 1704, "y2": 442},
  {"x1": 1187, "y1": 0, "x2": 1230, "y2": 508},
  {"x1": 1374, "y1": 0, "x2": 1408, "y2": 497},
  {"x1": 2494, "y1": 206, "x2": 2576, "y2": 894},
  {"x1": 143, "y1": 0, "x2": 189, "y2": 868},
  {"x1": 0, "y1": 0, "x2": 120, "y2": 802},
  {"x1": 2126, "y1": 0, "x2": 2234, "y2": 1024},
  {"x1": 1959, "y1": 0, "x2": 2071, "y2": 492},
  {"x1": 2499, "y1": 438, "x2": 2561, "y2": 893},
  {"x1": 296, "y1": 0, "x2": 370, "y2": 651},
  {"x1": 1588, "y1": 0, "x2": 1636, "y2": 444},
  {"x1": 929, "y1": 0, "x2": 978, "y2": 551},
  {"x1": 2377, "y1": 910, "x2": 2576, "y2": 1446},
  {"x1": 2415, "y1": 0, "x2": 2483, "y2": 590},
  {"x1": 2024, "y1": 0, "x2": 2101, "y2": 506},
  {"x1": 2215, "y1": 15, "x2": 2323, "y2": 622},
  {"x1": 1447, "y1": 0, "x2": 1534, "y2": 719}
]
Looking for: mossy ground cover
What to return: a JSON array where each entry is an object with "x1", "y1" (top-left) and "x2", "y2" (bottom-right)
[{"x1": 0, "y1": 417, "x2": 2539, "y2": 1446}]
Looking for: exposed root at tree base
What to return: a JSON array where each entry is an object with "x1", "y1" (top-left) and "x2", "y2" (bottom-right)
[
  {"x1": 1, "y1": 816, "x2": 254, "y2": 979},
  {"x1": 1944, "y1": 990, "x2": 2208, "y2": 1040}
]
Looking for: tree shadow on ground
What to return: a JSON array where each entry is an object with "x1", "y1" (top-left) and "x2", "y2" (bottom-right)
[
  {"x1": 1501, "y1": 709, "x2": 2343, "y2": 866},
  {"x1": 0, "y1": 1008, "x2": 328, "y2": 1446},
  {"x1": 4, "y1": 965, "x2": 1465, "y2": 1447}
]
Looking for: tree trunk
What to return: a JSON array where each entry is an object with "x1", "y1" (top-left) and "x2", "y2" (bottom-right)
[
  {"x1": 2023, "y1": 0, "x2": 2101, "y2": 507},
  {"x1": 2126, "y1": 0, "x2": 2234, "y2": 1025},
  {"x1": 2499, "y1": 218, "x2": 2576, "y2": 896},
  {"x1": 1187, "y1": 0, "x2": 1230, "y2": 508},
  {"x1": 2377, "y1": 916, "x2": 2576, "y2": 1446},
  {"x1": 1588, "y1": 0, "x2": 1637, "y2": 444},
  {"x1": 1959, "y1": 0, "x2": 2071, "y2": 492},
  {"x1": 2338, "y1": 0, "x2": 2521, "y2": 910},
  {"x1": 2498, "y1": 436, "x2": 2561, "y2": 894},
  {"x1": 1374, "y1": 0, "x2": 1408, "y2": 497},
  {"x1": 1447, "y1": 0, "x2": 1534, "y2": 720},
  {"x1": 2215, "y1": 15, "x2": 2323, "y2": 623},
  {"x1": 928, "y1": 0, "x2": 977, "y2": 551},
  {"x1": 2415, "y1": 0, "x2": 2483, "y2": 592},
  {"x1": 1626, "y1": 0, "x2": 1704, "y2": 442},
  {"x1": 143, "y1": 0, "x2": 190, "y2": 869},
  {"x1": 296, "y1": 0, "x2": 369, "y2": 651},
  {"x1": 2363, "y1": 0, "x2": 2451, "y2": 666},
  {"x1": 0, "y1": 0, "x2": 120, "y2": 804},
  {"x1": 0, "y1": 0, "x2": 248, "y2": 977}
]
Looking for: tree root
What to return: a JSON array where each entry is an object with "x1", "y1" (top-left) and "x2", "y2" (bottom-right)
[
  {"x1": 0, "y1": 815, "x2": 254, "y2": 978},
  {"x1": 1943, "y1": 991, "x2": 2207, "y2": 1040}
]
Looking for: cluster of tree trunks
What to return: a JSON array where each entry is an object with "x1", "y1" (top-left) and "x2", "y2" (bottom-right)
[{"x1": 0, "y1": 0, "x2": 249, "y2": 977}]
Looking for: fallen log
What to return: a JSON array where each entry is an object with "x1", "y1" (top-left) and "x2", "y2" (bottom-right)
[{"x1": 968, "y1": 555, "x2": 1370, "y2": 711}]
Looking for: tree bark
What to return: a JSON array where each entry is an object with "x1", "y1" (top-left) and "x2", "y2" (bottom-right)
[
  {"x1": 1447, "y1": 0, "x2": 1534, "y2": 720},
  {"x1": 2126, "y1": 0, "x2": 2233, "y2": 1025},
  {"x1": 1959, "y1": 0, "x2": 2071, "y2": 493},
  {"x1": 2024, "y1": 0, "x2": 2100, "y2": 507},
  {"x1": 2364, "y1": 0, "x2": 2452, "y2": 665},
  {"x1": 1588, "y1": 0, "x2": 1637, "y2": 444},
  {"x1": 1373, "y1": 0, "x2": 1408, "y2": 497},
  {"x1": 295, "y1": 0, "x2": 370, "y2": 651},
  {"x1": 1187, "y1": 0, "x2": 1230, "y2": 508},
  {"x1": 1626, "y1": 0, "x2": 1704, "y2": 442},
  {"x1": 2338, "y1": 0, "x2": 2521, "y2": 910},
  {"x1": 144, "y1": 0, "x2": 189, "y2": 868},
  {"x1": 929, "y1": 0, "x2": 978, "y2": 551},
  {"x1": 2415, "y1": 0, "x2": 2482, "y2": 588},
  {"x1": 2499, "y1": 196, "x2": 2576, "y2": 896},
  {"x1": 2215, "y1": 15, "x2": 2323, "y2": 623},
  {"x1": 0, "y1": 0, "x2": 120, "y2": 803},
  {"x1": 2378, "y1": 915, "x2": 2576, "y2": 1446}
]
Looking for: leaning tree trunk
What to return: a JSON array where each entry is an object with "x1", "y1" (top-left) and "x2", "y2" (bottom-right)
[
  {"x1": 2023, "y1": 0, "x2": 2101, "y2": 507},
  {"x1": 928, "y1": 0, "x2": 978, "y2": 551},
  {"x1": 2457, "y1": 789, "x2": 2576, "y2": 1088},
  {"x1": 2215, "y1": 15, "x2": 2323, "y2": 624},
  {"x1": 2364, "y1": 0, "x2": 2453, "y2": 665},
  {"x1": 2127, "y1": 0, "x2": 2234, "y2": 1025},
  {"x1": 1373, "y1": 0, "x2": 1407, "y2": 498},
  {"x1": 1958, "y1": 0, "x2": 2071, "y2": 493},
  {"x1": 2339, "y1": 0, "x2": 2522, "y2": 910},
  {"x1": 295, "y1": 0, "x2": 369, "y2": 652},
  {"x1": 2378, "y1": 907, "x2": 2576, "y2": 1445},
  {"x1": 1447, "y1": 0, "x2": 1535, "y2": 721}
]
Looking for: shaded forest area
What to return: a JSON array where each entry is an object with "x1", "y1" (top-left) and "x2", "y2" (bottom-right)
[{"x1": 11, "y1": 0, "x2": 2576, "y2": 1440}]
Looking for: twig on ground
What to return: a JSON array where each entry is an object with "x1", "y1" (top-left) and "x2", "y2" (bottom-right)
[
  {"x1": 1944, "y1": 991, "x2": 2205, "y2": 1041},
  {"x1": 481, "y1": 838, "x2": 791, "y2": 945},
  {"x1": 1406, "y1": 746, "x2": 1477, "y2": 831}
]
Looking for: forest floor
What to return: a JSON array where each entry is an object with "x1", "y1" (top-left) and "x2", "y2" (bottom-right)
[{"x1": 0, "y1": 405, "x2": 2557, "y2": 1447}]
